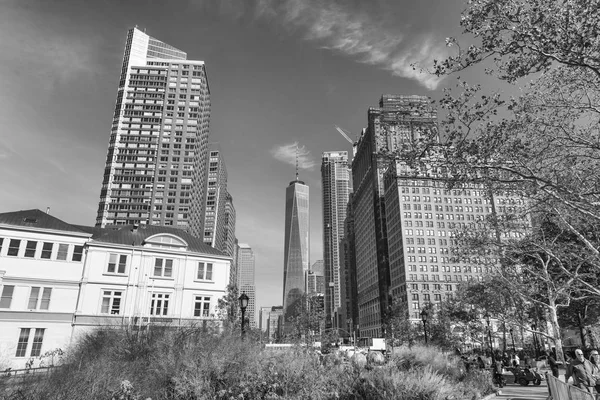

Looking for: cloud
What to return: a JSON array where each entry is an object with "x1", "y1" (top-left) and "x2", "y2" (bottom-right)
[
  {"x1": 270, "y1": 142, "x2": 317, "y2": 170},
  {"x1": 252, "y1": 0, "x2": 447, "y2": 90}
]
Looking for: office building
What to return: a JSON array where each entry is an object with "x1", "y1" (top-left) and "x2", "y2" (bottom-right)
[
  {"x1": 384, "y1": 158, "x2": 527, "y2": 321},
  {"x1": 222, "y1": 194, "x2": 237, "y2": 285},
  {"x1": 268, "y1": 306, "x2": 284, "y2": 341},
  {"x1": 96, "y1": 27, "x2": 211, "y2": 232},
  {"x1": 282, "y1": 176, "x2": 310, "y2": 320},
  {"x1": 340, "y1": 196, "x2": 358, "y2": 337},
  {"x1": 306, "y1": 260, "x2": 325, "y2": 295},
  {"x1": 351, "y1": 95, "x2": 437, "y2": 337},
  {"x1": 321, "y1": 151, "x2": 352, "y2": 329},
  {"x1": 237, "y1": 243, "x2": 256, "y2": 328},
  {"x1": 200, "y1": 144, "x2": 229, "y2": 248}
]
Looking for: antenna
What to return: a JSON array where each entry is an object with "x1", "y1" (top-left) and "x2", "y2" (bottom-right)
[{"x1": 295, "y1": 144, "x2": 299, "y2": 181}]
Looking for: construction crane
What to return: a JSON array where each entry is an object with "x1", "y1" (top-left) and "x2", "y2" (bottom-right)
[{"x1": 334, "y1": 125, "x2": 354, "y2": 145}]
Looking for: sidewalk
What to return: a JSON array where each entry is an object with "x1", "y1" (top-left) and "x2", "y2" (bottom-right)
[{"x1": 495, "y1": 382, "x2": 548, "y2": 400}]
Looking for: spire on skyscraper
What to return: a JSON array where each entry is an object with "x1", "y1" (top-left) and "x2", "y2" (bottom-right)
[{"x1": 295, "y1": 143, "x2": 299, "y2": 182}]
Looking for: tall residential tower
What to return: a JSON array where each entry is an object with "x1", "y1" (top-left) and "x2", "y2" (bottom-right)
[
  {"x1": 96, "y1": 27, "x2": 210, "y2": 232},
  {"x1": 321, "y1": 151, "x2": 352, "y2": 330}
]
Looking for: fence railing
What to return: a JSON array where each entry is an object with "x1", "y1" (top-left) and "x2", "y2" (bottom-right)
[
  {"x1": 546, "y1": 372, "x2": 595, "y2": 400},
  {"x1": 1, "y1": 365, "x2": 59, "y2": 379}
]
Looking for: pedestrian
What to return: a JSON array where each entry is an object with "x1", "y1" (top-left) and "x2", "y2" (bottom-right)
[
  {"x1": 511, "y1": 352, "x2": 520, "y2": 368},
  {"x1": 547, "y1": 350, "x2": 560, "y2": 378},
  {"x1": 590, "y1": 350, "x2": 600, "y2": 397},
  {"x1": 565, "y1": 348, "x2": 597, "y2": 395},
  {"x1": 477, "y1": 356, "x2": 486, "y2": 369}
]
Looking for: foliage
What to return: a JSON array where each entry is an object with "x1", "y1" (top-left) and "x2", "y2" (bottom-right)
[
  {"x1": 217, "y1": 284, "x2": 239, "y2": 332},
  {"x1": 2, "y1": 327, "x2": 497, "y2": 400},
  {"x1": 401, "y1": 0, "x2": 600, "y2": 364}
]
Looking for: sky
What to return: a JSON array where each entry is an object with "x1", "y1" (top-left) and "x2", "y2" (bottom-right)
[{"x1": 0, "y1": 0, "x2": 469, "y2": 312}]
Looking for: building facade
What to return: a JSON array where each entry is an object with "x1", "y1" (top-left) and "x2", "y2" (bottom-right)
[
  {"x1": 384, "y1": 159, "x2": 526, "y2": 321},
  {"x1": 0, "y1": 210, "x2": 91, "y2": 369},
  {"x1": 282, "y1": 178, "x2": 310, "y2": 320},
  {"x1": 201, "y1": 144, "x2": 229, "y2": 248},
  {"x1": 222, "y1": 193, "x2": 237, "y2": 283},
  {"x1": 73, "y1": 224, "x2": 230, "y2": 335},
  {"x1": 236, "y1": 243, "x2": 256, "y2": 328},
  {"x1": 351, "y1": 95, "x2": 437, "y2": 337},
  {"x1": 0, "y1": 209, "x2": 230, "y2": 369},
  {"x1": 306, "y1": 260, "x2": 325, "y2": 295},
  {"x1": 321, "y1": 151, "x2": 352, "y2": 329},
  {"x1": 96, "y1": 27, "x2": 211, "y2": 233}
]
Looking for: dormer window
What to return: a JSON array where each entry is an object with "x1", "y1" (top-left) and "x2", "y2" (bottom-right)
[{"x1": 143, "y1": 234, "x2": 188, "y2": 250}]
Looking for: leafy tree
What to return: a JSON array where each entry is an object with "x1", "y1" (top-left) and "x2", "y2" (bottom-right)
[
  {"x1": 217, "y1": 284, "x2": 239, "y2": 333},
  {"x1": 399, "y1": 0, "x2": 600, "y2": 362},
  {"x1": 383, "y1": 299, "x2": 420, "y2": 348},
  {"x1": 284, "y1": 294, "x2": 325, "y2": 346}
]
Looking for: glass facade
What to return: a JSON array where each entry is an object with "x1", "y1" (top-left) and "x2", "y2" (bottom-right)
[
  {"x1": 321, "y1": 151, "x2": 352, "y2": 329},
  {"x1": 282, "y1": 179, "x2": 310, "y2": 320},
  {"x1": 237, "y1": 244, "x2": 256, "y2": 328}
]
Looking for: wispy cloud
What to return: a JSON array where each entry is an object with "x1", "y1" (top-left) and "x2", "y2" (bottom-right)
[
  {"x1": 271, "y1": 142, "x2": 317, "y2": 170},
  {"x1": 251, "y1": 0, "x2": 447, "y2": 89}
]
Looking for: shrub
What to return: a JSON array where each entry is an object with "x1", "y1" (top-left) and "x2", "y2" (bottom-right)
[{"x1": 1, "y1": 327, "x2": 496, "y2": 400}]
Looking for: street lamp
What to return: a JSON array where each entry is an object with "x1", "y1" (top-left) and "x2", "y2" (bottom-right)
[
  {"x1": 509, "y1": 328, "x2": 516, "y2": 353},
  {"x1": 238, "y1": 292, "x2": 249, "y2": 339},
  {"x1": 485, "y1": 312, "x2": 495, "y2": 363},
  {"x1": 420, "y1": 308, "x2": 429, "y2": 344}
]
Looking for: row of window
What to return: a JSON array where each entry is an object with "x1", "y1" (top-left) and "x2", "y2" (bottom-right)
[
  {"x1": 0, "y1": 238, "x2": 83, "y2": 262},
  {"x1": 102, "y1": 290, "x2": 211, "y2": 317},
  {"x1": 0, "y1": 285, "x2": 53, "y2": 310},
  {"x1": 105, "y1": 253, "x2": 213, "y2": 280}
]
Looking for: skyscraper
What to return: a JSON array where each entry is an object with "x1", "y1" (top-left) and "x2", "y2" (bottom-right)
[
  {"x1": 96, "y1": 27, "x2": 210, "y2": 231},
  {"x1": 351, "y1": 95, "x2": 437, "y2": 337},
  {"x1": 199, "y1": 144, "x2": 228, "y2": 248},
  {"x1": 222, "y1": 193, "x2": 237, "y2": 285},
  {"x1": 282, "y1": 176, "x2": 309, "y2": 319},
  {"x1": 321, "y1": 151, "x2": 352, "y2": 329},
  {"x1": 237, "y1": 243, "x2": 256, "y2": 328},
  {"x1": 306, "y1": 259, "x2": 325, "y2": 295}
]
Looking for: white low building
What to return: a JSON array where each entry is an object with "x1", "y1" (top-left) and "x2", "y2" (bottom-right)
[
  {"x1": 72, "y1": 223, "x2": 231, "y2": 336},
  {"x1": 0, "y1": 209, "x2": 91, "y2": 369},
  {"x1": 0, "y1": 209, "x2": 231, "y2": 369}
]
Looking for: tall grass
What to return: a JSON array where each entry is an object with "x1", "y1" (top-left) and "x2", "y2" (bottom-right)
[{"x1": 0, "y1": 327, "x2": 495, "y2": 400}]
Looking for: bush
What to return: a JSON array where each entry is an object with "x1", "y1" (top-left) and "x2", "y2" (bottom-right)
[{"x1": 1, "y1": 328, "x2": 496, "y2": 400}]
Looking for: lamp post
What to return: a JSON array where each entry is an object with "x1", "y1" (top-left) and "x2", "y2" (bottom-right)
[
  {"x1": 238, "y1": 292, "x2": 249, "y2": 339},
  {"x1": 509, "y1": 328, "x2": 516, "y2": 353},
  {"x1": 420, "y1": 308, "x2": 428, "y2": 344},
  {"x1": 485, "y1": 313, "x2": 495, "y2": 363}
]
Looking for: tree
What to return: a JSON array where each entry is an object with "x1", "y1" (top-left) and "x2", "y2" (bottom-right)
[
  {"x1": 383, "y1": 299, "x2": 420, "y2": 348},
  {"x1": 398, "y1": 0, "x2": 600, "y2": 362},
  {"x1": 285, "y1": 294, "x2": 325, "y2": 346},
  {"x1": 217, "y1": 284, "x2": 239, "y2": 333}
]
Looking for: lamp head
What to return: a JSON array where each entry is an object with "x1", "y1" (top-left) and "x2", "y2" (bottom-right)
[
  {"x1": 420, "y1": 308, "x2": 428, "y2": 322},
  {"x1": 238, "y1": 292, "x2": 249, "y2": 310}
]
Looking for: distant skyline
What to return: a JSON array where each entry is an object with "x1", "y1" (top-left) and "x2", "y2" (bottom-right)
[{"x1": 0, "y1": 0, "x2": 469, "y2": 309}]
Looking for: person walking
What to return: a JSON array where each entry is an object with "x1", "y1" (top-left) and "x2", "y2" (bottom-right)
[
  {"x1": 590, "y1": 350, "x2": 600, "y2": 398},
  {"x1": 565, "y1": 348, "x2": 597, "y2": 395},
  {"x1": 547, "y1": 350, "x2": 560, "y2": 378}
]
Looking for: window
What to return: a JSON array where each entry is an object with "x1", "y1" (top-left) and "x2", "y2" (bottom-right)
[
  {"x1": 28, "y1": 287, "x2": 40, "y2": 309},
  {"x1": 24, "y1": 241, "x2": 37, "y2": 258},
  {"x1": 40, "y1": 288, "x2": 52, "y2": 310},
  {"x1": 194, "y1": 296, "x2": 211, "y2": 317},
  {"x1": 30, "y1": 329, "x2": 45, "y2": 357},
  {"x1": 0, "y1": 285, "x2": 15, "y2": 308},
  {"x1": 197, "y1": 262, "x2": 213, "y2": 280},
  {"x1": 15, "y1": 329, "x2": 31, "y2": 357},
  {"x1": 41, "y1": 242, "x2": 53, "y2": 259},
  {"x1": 150, "y1": 293, "x2": 169, "y2": 315},
  {"x1": 7, "y1": 239, "x2": 21, "y2": 256},
  {"x1": 72, "y1": 245, "x2": 84, "y2": 261},
  {"x1": 101, "y1": 290, "x2": 122, "y2": 314},
  {"x1": 154, "y1": 258, "x2": 173, "y2": 277},
  {"x1": 0, "y1": 238, "x2": 3, "y2": 252},
  {"x1": 56, "y1": 244, "x2": 69, "y2": 260},
  {"x1": 107, "y1": 254, "x2": 128, "y2": 274}
]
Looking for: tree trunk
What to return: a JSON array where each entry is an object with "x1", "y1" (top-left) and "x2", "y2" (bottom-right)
[{"x1": 548, "y1": 303, "x2": 565, "y2": 363}]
